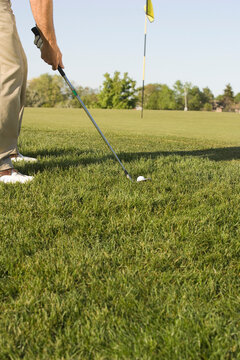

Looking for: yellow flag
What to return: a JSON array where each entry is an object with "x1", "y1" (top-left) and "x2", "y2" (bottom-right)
[{"x1": 144, "y1": 0, "x2": 154, "y2": 23}]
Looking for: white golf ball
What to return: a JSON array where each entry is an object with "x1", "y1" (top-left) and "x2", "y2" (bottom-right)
[{"x1": 137, "y1": 176, "x2": 146, "y2": 182}]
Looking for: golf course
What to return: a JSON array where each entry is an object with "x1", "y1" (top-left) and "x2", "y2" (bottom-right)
[{"x1": 1, "y1": 108, "x2": 240, "y2": 359}]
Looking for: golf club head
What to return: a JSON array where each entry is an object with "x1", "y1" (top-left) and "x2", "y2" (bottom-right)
[{"x1": 126, "y1": 174, "x2": 133, "y2": 181}]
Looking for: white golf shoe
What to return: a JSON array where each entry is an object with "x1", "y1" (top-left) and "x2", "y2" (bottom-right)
[
  {"x1": 11, "y1": 153, "x2": 37, "y2": 163},
  {"x1": 0, "y1": 169, "x2": 33, "y2": 184}
]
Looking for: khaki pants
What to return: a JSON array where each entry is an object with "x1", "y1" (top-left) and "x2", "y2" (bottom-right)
[{"x1": 0, "y1": 0, "x2": 27, "y2": 171}]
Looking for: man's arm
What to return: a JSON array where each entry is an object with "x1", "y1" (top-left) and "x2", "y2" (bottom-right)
[{"x1": 29, "y1": 0, "x2": 64, "y2": 70}]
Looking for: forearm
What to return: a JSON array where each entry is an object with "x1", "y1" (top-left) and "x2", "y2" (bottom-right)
[
  {"x1": 29, "y1": 0, "x2": 63, "y2": 70},
  {"x1": 29, "y1": 0, "x2": 56, "y2": 44}
]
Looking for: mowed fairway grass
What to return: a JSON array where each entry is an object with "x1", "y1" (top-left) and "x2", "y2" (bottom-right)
[{"x1": 1, "y1": 108, "x2": 240, "y2": 359}]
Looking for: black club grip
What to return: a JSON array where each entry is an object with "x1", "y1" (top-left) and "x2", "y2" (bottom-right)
[
  {"x1": 31, "y1": 26, "x2": 40, "y2": 36},
  {"x1": 31, "y1": 26, "x2": 65, "y2": 77}
]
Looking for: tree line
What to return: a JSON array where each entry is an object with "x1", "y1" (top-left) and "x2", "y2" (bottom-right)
[{"x1": 25, "y1": 72, "x2": 240, "y2": 112}]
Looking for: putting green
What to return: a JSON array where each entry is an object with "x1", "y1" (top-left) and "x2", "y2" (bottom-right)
[{"x1": 24, "y1": 108, "x2": 240, "y2": 145}]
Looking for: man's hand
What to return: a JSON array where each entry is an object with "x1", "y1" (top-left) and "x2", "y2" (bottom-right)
[
  {"x1": 40, "y1": 38, "x2": 64, "y2": 70},
  {"x1": 34, "y1": 35, "x2": 43, "y2": 49}
]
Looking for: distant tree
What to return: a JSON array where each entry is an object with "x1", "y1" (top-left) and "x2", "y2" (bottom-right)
[
  {"x1": 145, "y1": 84, "x2": 176, "y2": 110},
  {"x1": 158, "y1": 85, "x2": 176, "y2": 110},
  {"x1": 224, "y1": 83, "x2": 234, "y2": 100},
  {"x1": 186, "y1": 86, "x2": 206, "y2": 111},
  {"x1": 222, "y1": 83, "x2": 234, "y2": 111},
  {"x1": 234, "y1": 92, "x2": 240, "y2": 104},
  {"x1": 215, "y1": 94, "x2": 224, "y2": 108},
  {"x1": 144, "y1": 88, "x2": 159, "y2": 109},
  {"x1": 142, "y1": 83, "x2": 160, "y2": 108},
  {"x1": 144, "y1": 81, "x2": 215, "y2": 111},
  {"x1": 203, "y1": 103, "x2": 213, "y2": 111},
  {"x1": 99, "y1": 71, "x2": 137, "y2": 109},
  {"x1": 82, "y1": 88, "x2": 99, "y2": 108},
  {"x1": 25, "y1": 74, "x2": 65, "y2": 107},
  {"x1": 202, "y1": 87, "x2": 214, "y2": 104},
  {"x1": 66, "y1": 86, "x2": 99, "y2": 108},
  {"x1": 25, "y1": 73, "x2": 228, "y2": 113},
  {"x1": 26, "y1": 74, "x2": 99, "y2": 108},
  {"x1": 98, "y1": 73, "x2": 114, "y2": 109},
  {"x1": 200, "y1": 87, "x2": 214, "y2": 111},
  {"x1": 173, "y1": 80, "x2": 185, "y2": 110}
]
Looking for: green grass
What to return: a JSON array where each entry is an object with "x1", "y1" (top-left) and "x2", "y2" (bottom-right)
[{"x1": 0, "y1": 109, "x2": 240, "y2": 359}]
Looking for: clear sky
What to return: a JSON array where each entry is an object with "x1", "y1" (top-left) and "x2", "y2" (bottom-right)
[{"x1": 12, "y1": 0, "x2": 240, "y2": 96}]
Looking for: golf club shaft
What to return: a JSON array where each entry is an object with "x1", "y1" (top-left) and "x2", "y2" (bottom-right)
[
  {"x1": 31, "y1": 26, "x2": 133, "y2": 182},
  {"x1": 59, "y1": 69, "x2": 133, "y2": 181}
]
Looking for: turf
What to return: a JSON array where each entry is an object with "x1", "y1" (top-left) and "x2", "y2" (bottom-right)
[{"x1": 0, "y1": 109, "x2": 240, "y2": 359}]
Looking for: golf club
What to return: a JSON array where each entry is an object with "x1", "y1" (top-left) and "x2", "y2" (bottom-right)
[{"x1": 31, "y1": 27, "x2": 150, "y2": 183}]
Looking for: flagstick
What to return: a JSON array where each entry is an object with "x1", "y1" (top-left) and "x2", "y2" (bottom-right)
[{"x1": 141, "y1": 14, "x2": 147, "y2": 119}]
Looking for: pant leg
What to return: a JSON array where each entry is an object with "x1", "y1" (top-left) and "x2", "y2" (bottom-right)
[
  {"x1": 16, "y1": 28, "x2": 28, "y2": 138},
  {"x1": 0, "y1": 0, "x2": 28, "y2": 171}
]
